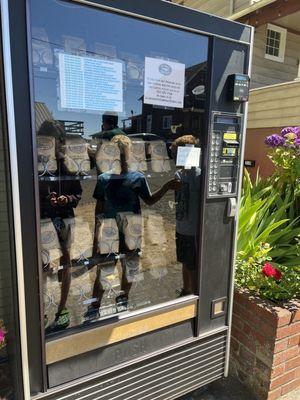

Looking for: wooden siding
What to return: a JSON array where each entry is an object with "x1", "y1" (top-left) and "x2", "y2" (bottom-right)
[
  {"x1": 234, "y1": 0, "x2": 251, "y2": 13},
  {"x1": 247, "y1": 80, "x2": 300, "y2": 128},
  {"x1": 172, "y1": 0, "x2": 231, "y2": 17},
  {"x1": 251, "y1": 25, "x2": 300, "y2": 88},
  {"x1": 245, "y1": 127, "x2": 276, "y2": 180}
]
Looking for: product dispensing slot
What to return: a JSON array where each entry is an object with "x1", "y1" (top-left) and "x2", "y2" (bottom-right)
[{"x1": 208, "y1": 113, "x2": 242, "y2": 198}]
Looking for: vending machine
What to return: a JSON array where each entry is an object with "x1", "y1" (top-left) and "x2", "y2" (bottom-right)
[{"x1": 0, "y1": 0, "x2": 253, "y2": 399}]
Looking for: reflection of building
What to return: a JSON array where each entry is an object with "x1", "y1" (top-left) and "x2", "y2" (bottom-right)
[
  {"x1": 123, "y1": 62, "x2": 207, "y2": 139},
  {"x1": 35, "y1": 102, "x2": 53, "y2": 131},
  {"x1": 35, "y1": 102, "x2": 84, "y2": 135}
]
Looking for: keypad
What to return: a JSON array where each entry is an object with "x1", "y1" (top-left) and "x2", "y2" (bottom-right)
[{"x1": 208, "y1": 131, "x2": 221, "y2": 194}]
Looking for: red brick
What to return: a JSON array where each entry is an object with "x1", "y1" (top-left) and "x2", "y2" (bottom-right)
[
  {"x1": 230, "y1": 337, "x2": 240, "y2": 355},
  {"x1": 250, "y1": 304, "x2": 278, "y2": 327},
  {"x1": 233, "y1": 302, "x2": 244, "y2": 316},
  {"x1": 289, "y1": 321, "x2": 300, "y2": 336},
  {"x1": 274, "y1": 339, "x2": 288, "y2": 353},
  {"x1": 271, "y1": 364, "x2": 285, "y2": 379},
  {"x1": 231, "y1": 327, "x2": 256, "y2": 353},
  {"x1": 260, "y1": 321, "x2": 277, "y2": 337},
  {"x1": 291, "y1": 309, "x2": 300, "y2": 323},
  {"x1": 273, "y1": 351, "x2": 286, "y2": 366},
  {"x1": 286, "y1": 356, "x2": 300, "y2": 371},
  {"x1": 277, "y1": 309, "x2": 292, "y2": 327},
  {"x1": 234, "y1": 290, "x2": 251, "y2": 307},
  {"x1": 281, "y1": 377, "x2": 300, "y2": 396},
  {"x1": 277, "y1": 325, "x2": 292, "y2": 340},
  {"x1": 255, "y1": 331, "x2": 267, "y2": 346},
  {"x1": 288, "y1": 335, "x2": 300, "y2": 347},
  {"x1": 245, "y1": 311, "x2": 260, "y2": 326},
  {"x1": 284, "y1": 346, "x2": 299, "y2": 361},
  {"x1": 232, "y1": 314, "x2": 244, "y2": 330},
  {"x1": 270, "y1": 369, "x2": 296, "y2": 390},
  {"x1": 243, "y1": 322, "x2": 252, "y2": 336},
  {"x1": 266, "y1": 387, "x2": 282, "y2": 400}
]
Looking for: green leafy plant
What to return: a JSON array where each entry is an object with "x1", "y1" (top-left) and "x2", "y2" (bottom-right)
[
  {"x1": 236, "y1": 169, "x2": 300, "y2": 301},
  {"x1": 238, "y1": 171, "x2": 300, "y2": 266}
]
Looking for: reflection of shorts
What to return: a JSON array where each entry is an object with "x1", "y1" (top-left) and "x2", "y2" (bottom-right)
[
  {"x1": 51, "y1": 217, "x2": 68, "y2": 252},
  {"x1": 176, "y1": 233, "x2": 197, "y2": 270}
]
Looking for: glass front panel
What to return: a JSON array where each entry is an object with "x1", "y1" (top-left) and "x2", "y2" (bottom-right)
[{"x1": 29, "y1": 0, "x2": 208, "y2": 336}]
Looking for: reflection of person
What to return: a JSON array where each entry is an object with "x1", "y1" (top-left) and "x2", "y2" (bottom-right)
[
  {"x1": 85, "y1": 135, "x2": 180, "y2": 320},
  {"x1": 171, "y1": 135, "x2": 201, "y2": 296},
  {"x1": 38, "y1": 120, "x2": 82, "y2": 334},
  {"x1": 101, "y1": 112, "x2": 127, "y2": 140}
]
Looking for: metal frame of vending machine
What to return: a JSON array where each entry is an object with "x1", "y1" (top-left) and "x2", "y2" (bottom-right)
[{"x1": 0, "y1": 0, "x2": 253, "y2": 399}]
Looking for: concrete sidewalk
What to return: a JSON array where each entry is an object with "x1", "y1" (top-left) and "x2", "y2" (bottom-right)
[{"x1": 178, "y1": 376, "x2": 300, "y2": 400}]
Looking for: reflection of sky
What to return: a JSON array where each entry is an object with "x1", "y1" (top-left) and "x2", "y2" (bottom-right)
[{"x1": 30, "y1": 0, "x2": 208, "y2": 136}]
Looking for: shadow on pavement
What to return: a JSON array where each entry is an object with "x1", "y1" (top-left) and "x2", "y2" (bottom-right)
[{"x1": 178, "y1": 376, "x2": 257, "y2": 400}]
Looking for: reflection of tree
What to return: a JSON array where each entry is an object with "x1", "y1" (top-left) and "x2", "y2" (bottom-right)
[{"x1": 124, "y1": 61, "x2": 207, "y2": 139}]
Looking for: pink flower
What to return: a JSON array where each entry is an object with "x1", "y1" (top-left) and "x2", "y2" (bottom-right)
[
  {"x1": 262, "y1": 263, "x2": 282, "y2": 281},
  {"x1": 273, "y1": 269, "x2": 282, "y2": 281},
  {"x1": 0, "y1": 329, "x2": 6, "y2": 342},
  {"x1": 262, "y1": 263, "x2": 275, "y2": 277}
]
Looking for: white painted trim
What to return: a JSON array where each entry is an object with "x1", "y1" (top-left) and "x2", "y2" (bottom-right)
[
  {"x1": 250, "y1": 79, "x2": 300, "y2": 91},
  {"x1": 264, "y1": 24, "x2": 287, "y2": 63},
  {"x1": 0, "y1": 0, "x2": 31, "y2": 398},
  {"x1": 229, "y1": 0, "x2": 276, "y2": 21}
]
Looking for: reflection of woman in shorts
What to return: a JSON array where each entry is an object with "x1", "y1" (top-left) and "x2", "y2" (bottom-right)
[
  {"x1": 85, "y1": 135, "x2": 180, "y2": 320},
  {"x1": 38, "y1": 120, "x2": 82, "y2": 333},
  {"x1": 171, "y1": 135, "x2": 201, "y2": 296}
]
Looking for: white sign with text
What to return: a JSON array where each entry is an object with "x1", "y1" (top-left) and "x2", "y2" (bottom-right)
[
  {"x1": 144, "y1": 57, "x2": 185, "y2": 109},
  {"x1": 59, "y1": 53, "x2": 123, "y2": 112},
  {"x1": 176, "y1": 146, "x2": 201, "y2": 168}
]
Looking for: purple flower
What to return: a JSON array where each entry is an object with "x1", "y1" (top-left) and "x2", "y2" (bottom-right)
[
  {"x1": 265, "y1": 134, "x2": 285, "y2": 147},
  {"x1": 295, "y1": 138, "x2": 300, "y2": 147},
  {"x1": 281, "y1": 126, "x2": 300, "y2": 138},
  {"x1": 281, "y1": 127, "x2": 296, "y2": 136},
  {"x1": 294, "y1": 127, "x2": 300, "y2": 138}
]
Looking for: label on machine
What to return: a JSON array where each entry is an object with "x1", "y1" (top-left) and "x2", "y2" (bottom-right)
[{"x1": 207, "y1": 113, "x2": 242, "y2": 198}]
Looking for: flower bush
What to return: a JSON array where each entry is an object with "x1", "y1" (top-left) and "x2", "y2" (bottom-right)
[
  {"x1": 265, "y1": 126, "x2": 300, "y2": 188},
  {"x1": 0, "y1": 320, "x2": 6, "y2": 351},
  {"x1": 235, "y1": 244, "x2": 299, "y2": 301},
  {"x1": 235, "y1": 126, "x2": 300, "y2": 302}
]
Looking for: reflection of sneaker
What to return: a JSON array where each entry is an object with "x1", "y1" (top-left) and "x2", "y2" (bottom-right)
[
  {"x1": 84, "y1": 306, "x2": 100, "y2": 322},
  {"x1": 116, "y1": 293, "x2": 128, "y2": 312},
  {"x1": 45, "y1": 309, "x2": 70, "y2": 334}
]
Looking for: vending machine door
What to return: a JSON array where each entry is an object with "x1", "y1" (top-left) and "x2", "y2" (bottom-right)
[{"x1": 4, "y1": 0, "x2": 252, "y2": 397}]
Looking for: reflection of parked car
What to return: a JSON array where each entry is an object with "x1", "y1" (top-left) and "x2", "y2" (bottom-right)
[
  {"x1": 128, "y1": 133, "x2": 162, "y2": 141},
  {"x1": 128, "y1": 133, "x2": 172, "y2": 158}
]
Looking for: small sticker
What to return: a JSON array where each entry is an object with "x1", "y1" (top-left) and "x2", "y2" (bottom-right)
[{"x1": 223, "y1": 132, "x2": 237, "y2": 140}]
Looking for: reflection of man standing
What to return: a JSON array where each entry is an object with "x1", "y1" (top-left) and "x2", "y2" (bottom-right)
[
  {"x1": 171, "y1": 135, "x2": 201, "y2": 296},
  {"x1": 101, "y1": 112, "x2": 126, "y2": 140}
]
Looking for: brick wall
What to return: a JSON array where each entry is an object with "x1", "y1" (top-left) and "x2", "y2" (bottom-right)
[{"x1": 230, "y1": 288, "x2": 300, "y2": 400}]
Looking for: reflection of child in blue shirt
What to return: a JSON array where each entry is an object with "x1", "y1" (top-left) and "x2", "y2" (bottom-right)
[
  {"x1": 86, "y1": 135, "x2": 180, "y2": 319},
  {"x1": 93, "y1": 171, "x2": 151, "y2": 218}
]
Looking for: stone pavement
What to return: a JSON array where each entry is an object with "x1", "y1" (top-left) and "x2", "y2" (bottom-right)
[{"x1": 178, "y1": 376, "x2": 300, "y2": 400}]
